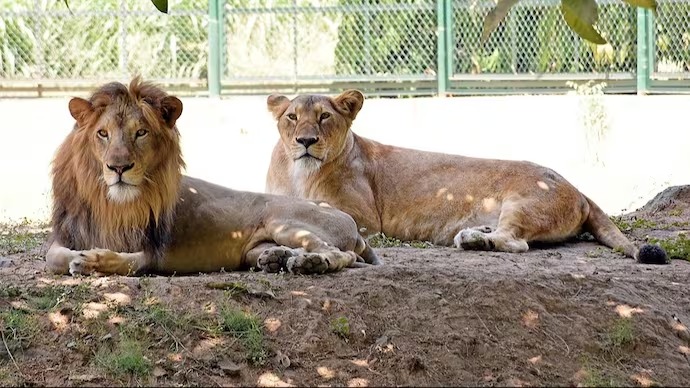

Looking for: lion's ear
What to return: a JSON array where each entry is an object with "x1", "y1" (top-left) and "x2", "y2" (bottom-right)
[
  {"x1": 267, "y1": 94, "x2": 290, "y2": 120},
  {"x1": 333, "y1": 90, "x2": 364, "y2": 120},
  {"x1": 160, "y1": 96, "x2": 183, "y2": 128},
  {"x1": 68, "y1": 97, "x2": 93, "y2": 123}
]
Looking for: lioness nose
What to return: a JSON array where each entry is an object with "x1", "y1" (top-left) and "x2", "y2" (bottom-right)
[
  {"x1": 296, "y1": 136, "x2": 318, "y2": 148},
  {"x1": 107, "y1": 163, "x2": 135, "y2": 175}
]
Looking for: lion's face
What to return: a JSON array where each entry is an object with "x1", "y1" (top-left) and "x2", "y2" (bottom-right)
[
  {"x1": 267, "y1": 90, "x2": 364, "y2": 172},
  {"x1": 68, "y1": 85, "x2": 183, "y2": 204}
]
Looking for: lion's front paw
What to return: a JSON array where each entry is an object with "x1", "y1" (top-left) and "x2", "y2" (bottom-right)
[
  {"x1": 257, "y1": 246, "x2": 297, "y2": 273},
  {"x1": 454, "y1": 229, "x2": 495, "y2": 251},
  {"x1": 68, "y1": 248, "x2": 115, "y2": 276}
]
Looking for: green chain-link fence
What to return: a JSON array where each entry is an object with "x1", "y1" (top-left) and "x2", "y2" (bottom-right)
[{"x1": 0, "y1": 0, "x2": 688, "y2": 96}]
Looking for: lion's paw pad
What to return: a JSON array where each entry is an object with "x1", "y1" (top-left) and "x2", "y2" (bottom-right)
[
  {"x1": 258, "y1": 247, "x2": 296, "y2": 273},
  {"x1": 456, "y1": 229, "x2": 495, "y2": 251},
  {"x1": 286, "y1": 253, "x2": 329, "y2": 275}
]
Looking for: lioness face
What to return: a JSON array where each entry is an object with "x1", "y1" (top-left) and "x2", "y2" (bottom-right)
[
  {"x1": 68, "y1": 92, "x2": 183, "y2": 203},
  {"x1": 267, "y1": 90, "x2": 364, "y2": 172}
]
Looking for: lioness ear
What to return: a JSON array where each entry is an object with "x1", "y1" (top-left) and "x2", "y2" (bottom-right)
[
  {"x1": 333, "y1": 90, "x2": 364, "y2": 120},
  {"x1": 267, "y1": 94, "x2": 290, "y2": 120},
  {"x1": 68, "y1": 97, "x2": 93, "y2": 123},
  {"x1": 160, "y1": 96, "x2": 183, "y2": 128}
]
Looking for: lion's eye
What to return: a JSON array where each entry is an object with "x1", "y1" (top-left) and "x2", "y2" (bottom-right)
[
  {"x1": 319, "y1": 112, "x2": 331, "y2": 121},
  {"x1": 286, "y1": 113, "x2": 297, "y2": 121},
  {"x1": 97, "y1": 129, "x2": 108, "y2": 138},
  {"x1": 135, "y1": 129, "x2": 148, "y2": 138}
]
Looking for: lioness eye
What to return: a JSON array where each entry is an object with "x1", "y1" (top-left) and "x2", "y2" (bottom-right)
[
  {"x1": 287, "y1": 113, "x2": 297, "y2": 120},
  {"x1": 97, "y1": 129, "x2": 108, "y2": 138},
  {"x1": 135, "y1": 129, "x2": 148, "y2": 138},
  {"x1": 320, "y1": 112, "x2": 331, "y2": 121}
]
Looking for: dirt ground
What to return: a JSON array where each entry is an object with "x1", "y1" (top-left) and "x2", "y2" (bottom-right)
[{"x1": 1, "y1": 186, "x2": 689, "y2": 387}]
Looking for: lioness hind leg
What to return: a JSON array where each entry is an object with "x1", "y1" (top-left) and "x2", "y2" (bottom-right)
[{"x1": 454, "y1": 228, "x2": 528, "y2": 253}]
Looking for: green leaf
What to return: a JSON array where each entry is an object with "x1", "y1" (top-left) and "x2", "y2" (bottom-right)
[
  {"x1": 560, "y1": 0, "x2": 607, "y2": 45},
  {"x1": 151, "y1": 0, "x2": 168, "y2": 14},
  {"x1": 481, "y1": 0, "x2": 520, "y2": 44},
  {"x1": 59, "y1": 0, "x2": 74, "y2": 14},
  {"x1": 621, "y1": 0, "x2": 657, "y2": 12}
]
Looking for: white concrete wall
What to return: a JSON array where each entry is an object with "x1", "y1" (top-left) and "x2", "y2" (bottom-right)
[{"x1": 1, "y1": 94, "x2": 688, "y2": 223}]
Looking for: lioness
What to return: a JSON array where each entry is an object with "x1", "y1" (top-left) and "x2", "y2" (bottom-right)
[
  {"x1": 265, "y1": 90, "x2": 667, "y2": 264},
  {"x1": 46, "y1": 78, "x2": 381, "y2": 276}
]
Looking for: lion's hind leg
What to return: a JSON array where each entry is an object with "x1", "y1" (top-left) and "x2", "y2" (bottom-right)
[{"x1": 247, "y1": 226, "x2": 359, "y2": 274}]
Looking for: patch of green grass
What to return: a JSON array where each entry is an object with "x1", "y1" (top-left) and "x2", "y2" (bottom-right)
[
  {"x1": 606, "y1": 318, "x2": 634, "y2": 348},
  {"x1": 0, "y1": 219, "x2": 49, "y2": 256},
  {"x1": 220, "y1": 307, "x2": 266, "y2": 365},
  {"x1": 27, "y1": 283, "x2": 90, "y2": 311},
  {"x1": 95, "y1": 338, "x2": 151, "y2": 377},
  {"x1": 581, "y1": 368, "x2": 621, "y2": 387},
  {"x1": 0, "y1": 285, "x2": 22, "y2": 299},
  {"x1": 648, "y1": 234, "x2": 690, "y2": 261},
  {"x1": 0, "y1": 308, "x2": 39, "y2": 352},
  {"x1": 669, "y1": 209, "x2": 683, "y2": 217},
  {"x1": 610, "y1": 216, "x2": 657, "y2": 232},
  {"x1": 367, "y1": 233, "x2": 433, "y2": 249},
  {"x1": 331, "y1": 316, "x2": 350, "y2": 339}
]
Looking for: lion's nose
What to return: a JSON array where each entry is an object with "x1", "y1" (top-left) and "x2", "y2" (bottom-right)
[
  {"x1": 107, "y1": 163, "x2": 135, "y2": 175},
  {"x1": 296, "y1": 136, "x2": 319, "y2": 148}
]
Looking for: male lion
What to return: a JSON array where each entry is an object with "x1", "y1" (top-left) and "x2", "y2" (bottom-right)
[
  {"x1": 46, "y1": 78, "x2": 381, "y2": 276},
  {"x1": 265, "y1": 90, "x2": 667, "y2": 264}
]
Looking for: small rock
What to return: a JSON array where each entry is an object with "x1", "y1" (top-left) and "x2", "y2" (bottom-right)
[
  {"x1": 218, "y1": 359, "x2": 243, "y2": 376},
  {"x1": 375, "y1": 335, "x2": 388, "y2": 347},
  {"x1": 66, "y1": 341, "x2": 76, "y2": 349},
  {"x1": 100, "y1": 333, "x2": 113, "y2": 341},
  {"x1": 274, "y1": 350, "x2": 291, "y2": 369},
  {"x1": 152, "y1": 366, "x2": 167, "y2": 377}
]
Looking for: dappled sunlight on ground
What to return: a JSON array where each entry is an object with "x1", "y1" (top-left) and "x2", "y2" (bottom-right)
[
  {"x1": 257, "y1": 372, "x2": 294, "y2": 387},
  {"x1": 614, "y1": 304, "x2": 644, "y2": 318}
]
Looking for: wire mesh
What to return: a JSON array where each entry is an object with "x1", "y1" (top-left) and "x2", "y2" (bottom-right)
[
  {"x1": 223, "y1": 0, "x2": 437, "y2": 81},
  {"x1": 0, "y1": 0, "x2": 208, "y2": 80},
  {"x1": 654, "y1": 0, "x2": 690, "y2": 75},
  {"x1": 451, "y1": 0, "x2": 637, "y2": 76},
  {"x1": 0, "y1": 0, "x2": 688, "y2": 94}
]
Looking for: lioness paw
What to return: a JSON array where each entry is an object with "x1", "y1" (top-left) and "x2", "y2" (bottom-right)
[{"x1": 454, "y1": 229, "x2": 495, "y2": 251}]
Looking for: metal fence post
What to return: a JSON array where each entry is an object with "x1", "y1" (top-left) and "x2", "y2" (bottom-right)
[
  {"x1": 636, "y1": 8, "x2": 654, "y2": 95},
  {"x1": 208, "y1": 0, "x2": 223, "y2": 97},
  {"x1": 436, "y1": 0, "x2": 449, "y2": 96}
]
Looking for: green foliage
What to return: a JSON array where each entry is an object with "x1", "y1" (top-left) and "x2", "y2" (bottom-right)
[
  {"x1": 221, "y1": 307, "x2": 266, "y2": 364},
  {"x1": 1, "y1": 0, "x2": 207, "y2": 79},
  {"x1": 367, "y1": 233, "x2": 433, "y2": 249},
  {"x1": 95, "y1": 338, "x2": 152, "y2": 377},
  {"x1": 648, "y1": 234, "x2": 690, "y2": 261},
  {"x1": 331, "y1": 316, "x2": 350, "y2": 339},
  {"x1": 482, "y1": 0, "x2": 656, "y2": 45},
  {"x1": 0, "y1": 308, "x2": 39, "y2": 353},
  {"x1": 0, "y1": 219, "x2": 48, "y2": 256},
  {"x1": 605, "y1": 318, "x2": 634, "y2": 348}
]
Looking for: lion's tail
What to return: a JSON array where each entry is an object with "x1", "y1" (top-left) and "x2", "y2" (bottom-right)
[{"x1": 583, "y1": 195, "x2": 668, "y2": 264}]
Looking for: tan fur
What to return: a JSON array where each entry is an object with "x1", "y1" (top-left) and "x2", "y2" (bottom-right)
[
  {"x1": 47, "y1": 79, "x2": 380, "y2": 276},
  {"x1": 265, "y1": 90, "x2": 655, "y2": 261}
]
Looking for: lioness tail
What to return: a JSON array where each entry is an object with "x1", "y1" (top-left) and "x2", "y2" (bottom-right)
[{"x1": 583, "y1": 195, "x2": 668, "y2": 265}]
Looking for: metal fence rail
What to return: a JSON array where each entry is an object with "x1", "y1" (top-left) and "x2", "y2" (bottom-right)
[{"x1": 0, "y1": 0, "x2": 688, "y2": 97}]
